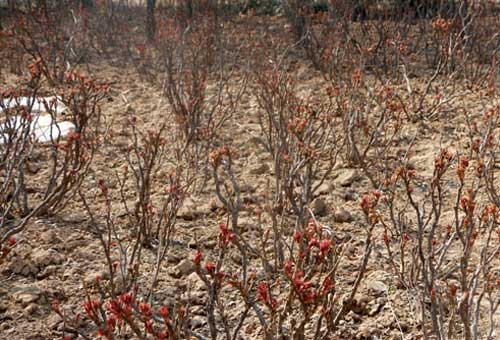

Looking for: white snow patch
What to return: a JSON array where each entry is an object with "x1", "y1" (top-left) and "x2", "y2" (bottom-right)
[
  {"x1": 0, "y1": 97, "x2": 75, "y2": 144},
  {"x1": 0, "y1": 96, "x2": 67, "y2": 115}
]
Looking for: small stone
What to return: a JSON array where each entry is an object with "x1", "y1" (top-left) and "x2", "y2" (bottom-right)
[
  {"x1": 170, "y1": 259, "x2": 195, "y2": 278},
  {"x1": 20, "y1": 263, "x2": 39, "y2": 276},
  {"x1": 335, "y1": 169, "x2": 359, "y2": 187},
  {"x1": 230, "y1": 252, "x2": 243, "y2": 265},
  {"x1": 334, "y1": 208, "x2": 353, "y2": 223},
  {"x1": 186, "y1": 272, "x2": 205, "y2": 291},
  {"x1": 46, "y1": 314, "x2": 62, "y2": 330},
  {"x1": 10, "y1": 257, "x2": 25, "y2": 274},
  {"x1": 33, "y1": 249, "x2": 63, "y2": 268},
  {"x1": 13, "y1": 287, "x2": 42, "y2": 306},
  {"x1": 27, "y1": 163, "x2": 41, "y2": 174},
  {"x1": 351, "y1": 296, "x2": 369, "y2": 314},
  {"x1": 368, "y1": 280, "x2": 387, "y2": 297},
  {"x1": 178, "y1": 198, "x2": 196, "y2": 220},
  {"x1": 312, "y1": 198, "x2": 328, "y2": 217}
]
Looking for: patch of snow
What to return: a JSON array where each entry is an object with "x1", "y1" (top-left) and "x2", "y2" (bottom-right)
[
  {"x1": 0, "y1": 97, "x2": 74, "y2": 144},
  {"x1": 32, "y1": 120, "x2": 76, "y2": 143},
  {"x1": 1, "y1": 96, "x2": 66, "y2": 115}
]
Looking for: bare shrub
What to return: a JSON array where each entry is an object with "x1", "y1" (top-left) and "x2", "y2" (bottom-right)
[
  {"x1": 367, "y1": 104, "x2": 500, "y2": 339},
  {"x1": 0, "y1": 66, "x2": 107, "y2": 245},
  {"x1": 53, "y1": 116, "x2": 196, "y2": 339}
]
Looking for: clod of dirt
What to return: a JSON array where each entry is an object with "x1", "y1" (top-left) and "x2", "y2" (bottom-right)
[
  {"x1": 12, "y1": 286, "x2": 44, "y2": 306},
  {"x1": 333, "y1": 208, "x2": 354, "y2": 223},
  {"x1": 312, "y1": 197, "x2": 328, "y2": 216},
  {"x1": 27, "y1": 163, "x2": 41, "y2": 174},
  {"x1": 9, "y1": 255, "x2": 39, "y2": 277},
  {"x1": 367, "y1": 280, "x2": 387, "y2": 297},
  {"x1": 351, "y1": 295, "x2": 370, "y2": 315},
  {"x1": 46, "y1": 313, "x2": 63, "y2": 330},
  {"x1": 32, "y1": 248, "x2": 63, "y2": 270},
  {"x1": 169, "y1": 259, "x2": 196, "y2": 278}
]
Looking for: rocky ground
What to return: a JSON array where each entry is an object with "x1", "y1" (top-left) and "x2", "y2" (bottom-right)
[{"x1": 0, "y1": 11, "x2": 499, "y2": 340}]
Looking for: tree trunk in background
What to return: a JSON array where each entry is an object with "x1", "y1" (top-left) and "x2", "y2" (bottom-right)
[
  {"x1": 283, "y1": 0, "x2": 312, "y2": 40},
  {"x1": 81, "y1": 0, "x2": 94, "y2": 7},
  {"x1": 7, "y1": 0, "x2": 14, "y2": 12},
  {"x1": 36, "y1": 0, "x2": 49, "y2": 18},
  {"x1": 186, "y1": 0, "x2": 194, "y2": 18},
  {"x1": 327, "y1": 0, "x2": 351, "y2": 23},
  {"x1": 327, "y1": 0, "x2": 336, "y2": 22},
  {"x1": 147, "y1": 0, "x2": 156, "y2": 42}
]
